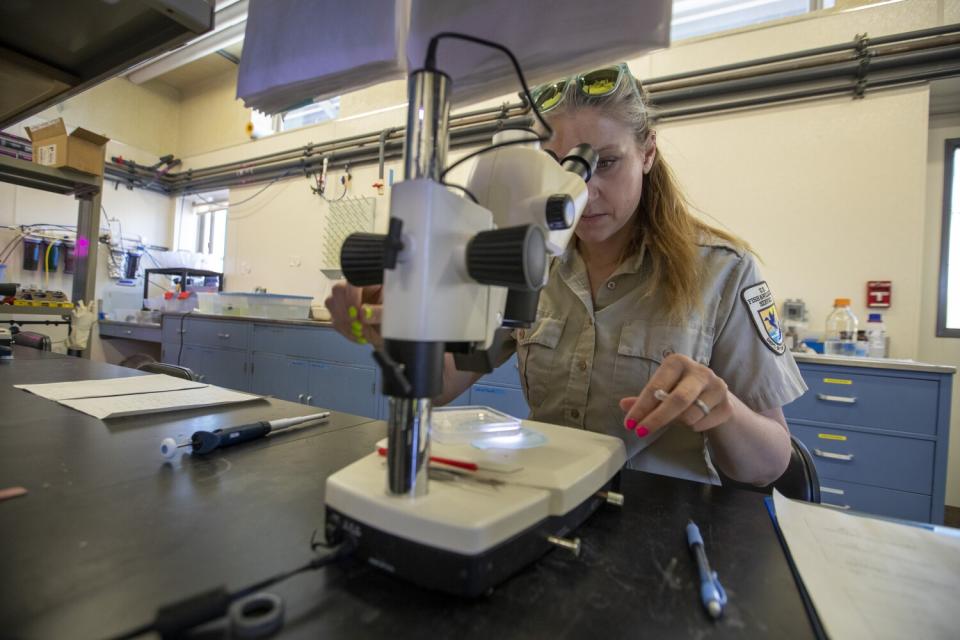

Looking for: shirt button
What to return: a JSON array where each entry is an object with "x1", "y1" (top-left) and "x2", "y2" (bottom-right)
[
  {"x1": 571, "y1": 409, "x2": 580, "y2": 419},
  {"x1": 606, "y1": 281, "x2": 617, "y2": 290},
  {"x1": 518, "y1": 329, "x2": 526, "y2": 339},
  {"x1": 578, "y1": 360, "x2": 587, "y2": 371}
]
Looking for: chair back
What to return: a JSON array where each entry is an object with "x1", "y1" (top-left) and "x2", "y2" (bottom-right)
[
  {"x1": 13, "y1": 331, "x2": 51, "y2": 351},
  {"x1": 718, "y1": 434, "x2": 821, "y2": 503},
  {"x1": 137, "y1": 361, "x2": 199, "y2": 381},
  {"x1": 772, "y1": 436, "x2": 821, "y2": 503}
]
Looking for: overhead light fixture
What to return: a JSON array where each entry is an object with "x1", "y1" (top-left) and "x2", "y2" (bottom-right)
[{"x1": 127, "y1": 0, "x2": 248, "y2": 85}]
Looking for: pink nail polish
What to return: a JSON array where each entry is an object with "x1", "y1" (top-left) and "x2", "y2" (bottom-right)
[
  {"x1": 635, "y1": 426, "x2": 650, "y2": 437},
  {"x1": 625, "y1": 418, "x2": 637, "y2": 431}
]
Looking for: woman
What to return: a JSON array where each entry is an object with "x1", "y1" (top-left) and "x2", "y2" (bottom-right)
[{"x1": 326, "y1": 63, "x2": 806, "y2": 486}]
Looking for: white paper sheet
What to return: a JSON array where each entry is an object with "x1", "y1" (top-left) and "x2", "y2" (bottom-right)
[
  {"x1": 58, "y1": 386, "x2": 262, "y2": 420},
  {"x1": 15, "y1": 374, "x2": 207, "y2": 400},
  {"x1": 773, "y1": 490, "x2": 960, "y2": 640}
]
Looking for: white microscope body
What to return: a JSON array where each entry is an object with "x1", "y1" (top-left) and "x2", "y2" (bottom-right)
[{"x1": 325, "y1": 68, "x2": 626, "y2": 597}]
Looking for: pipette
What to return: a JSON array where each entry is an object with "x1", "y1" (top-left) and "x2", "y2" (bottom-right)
[{"x1": 160, "y1": 412, "x2": 331, "y2": 458}]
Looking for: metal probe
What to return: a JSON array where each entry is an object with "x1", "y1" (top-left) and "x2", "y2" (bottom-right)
[{"x1": 160, "y1": 412, "x2": 331, "y2": 458}]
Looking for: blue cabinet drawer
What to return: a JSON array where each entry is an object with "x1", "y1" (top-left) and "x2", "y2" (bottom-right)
[
  {"x1": 469, "y1": 384, "x2": 529, "y2": 419},
  {"x1": 307, "y1": 361, "x2": 378, "y2": 418},
  {"x1": 181, "y1": 318, "x2": 250, "y2": 350},
  {"x1": 817, "y1": 479, "x2": 932, "y2": 522},
  {"x1": 785, "y1": 366, "x2": 939, "y2": 436},
  {"x1": 253, "y1": 324, "x2": 372, "y2": 366},
  {"x1": 790, "y1": 423, "x2": 934, "y2": 494},
  {"x1": 251, "y1": 353, "x2": 308, "y2": 402},
  {"x1": 179, "y1": 345, "x2": 249, "y2": 391},
  {"x1": 478, "y1": 354, "x2": 520, "y2": 387}
]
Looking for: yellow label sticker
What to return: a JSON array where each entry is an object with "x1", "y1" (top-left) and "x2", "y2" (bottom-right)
[
  {"x1": 818, "y1": 433, "x2": 848, "y2": 441},
  {"x1": 823, "y1": 378, "x2": 852, "y2": 385}
]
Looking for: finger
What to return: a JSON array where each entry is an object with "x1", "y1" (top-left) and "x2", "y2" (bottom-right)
[
  {"x1": 681, "y1": 382, "x2": 729, "y2": 432},
  {"x1": 623, "y1": 357, "x2": 687, "y2": 434},
  {"x1": 619, "y1": 396, "x2": 638, "y2": 412},
  {"x1": 361, "y1": 285, "x2": 383, "y2": 305},
  {"x1": 328, "y1": 281, "x2": 364, "y2": 341},
  {"x1": 360, "y1": 303, "x2": 383, "y2": 327},
  {"x1": 640, "y1": 374, "x2": 709, "y2": 432}
]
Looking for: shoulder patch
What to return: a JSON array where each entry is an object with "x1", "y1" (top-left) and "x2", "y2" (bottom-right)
[{"x1": 741, "y1": 281, "x2": 785, "y2": 355}]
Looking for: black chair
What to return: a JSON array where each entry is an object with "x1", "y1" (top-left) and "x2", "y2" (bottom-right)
[
  {"x1": 12, "y1": 331, "x2": 51, "y2": 351},
  {"x1": 720, "y1": 435, "x2": 821, "y2": 503},
  {"x1": 137, "y1": 361, "x2": 200, "y2": 381}
]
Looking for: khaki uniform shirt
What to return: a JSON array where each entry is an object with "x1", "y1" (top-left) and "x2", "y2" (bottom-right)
[{"x1": 502, "y1": 238, "x2": 807, "y2": 484}]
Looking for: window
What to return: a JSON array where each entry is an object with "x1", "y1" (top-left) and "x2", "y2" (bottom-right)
[
  {"x1": 176, "y1": 193, "x2": 227, "y2": 270},
  {"x1": 670, "y1": 0, "x2": 836, "y2": 42},
  {"x1": 938, "y1": 138, "x2": 960, "y2": 337},
  {"x1": 249, "y1": 96, "x2": 341, "y2": 138}
]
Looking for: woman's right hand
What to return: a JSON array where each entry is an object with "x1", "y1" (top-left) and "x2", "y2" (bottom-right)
[{"x1": 324, "y1": 282, "x2": 383, "y2": 349}]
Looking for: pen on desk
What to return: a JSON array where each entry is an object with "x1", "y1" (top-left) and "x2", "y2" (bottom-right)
[
  {"x1": 160, "y1": 411, "x2": 331, "y2": 458},
  {"x1": 686, "y1": 519, "x2": 727, "y2": 619}
]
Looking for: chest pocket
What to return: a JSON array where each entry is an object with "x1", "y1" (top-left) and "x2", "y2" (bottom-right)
[
  {"x1": 613, "y1": 323, "x2": 712, "y2": 400},
  {"x1": 516, "y1": 316, "x2": 566, "y2": 410}
]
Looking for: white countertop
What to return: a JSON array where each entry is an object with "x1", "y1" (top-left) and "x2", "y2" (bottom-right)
[{"x1": 793, "y1": 352, "x2": 956, "y2": 374}]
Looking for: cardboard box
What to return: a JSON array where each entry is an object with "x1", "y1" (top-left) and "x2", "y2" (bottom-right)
[{"x1": 24, "y1": 118, "x2": 109, "y2": 177}]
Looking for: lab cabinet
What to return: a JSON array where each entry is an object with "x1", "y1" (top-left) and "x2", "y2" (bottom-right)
[
  {"x1": 179, "y1": 344, "x2": 250, "y2": 391},
  {"x1": 162, "y1": 314, "x2": 529, "y2": 423},
  {"x1": 785, "y1": 357, "x2": 953, "y2": 524}
]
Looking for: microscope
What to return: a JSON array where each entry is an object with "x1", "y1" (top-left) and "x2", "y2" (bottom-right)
[{"x1": 324, "y1": 65, "x2": 627, "y2": 596}]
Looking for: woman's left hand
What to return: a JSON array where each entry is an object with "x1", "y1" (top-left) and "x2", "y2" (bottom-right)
[{"x1": 619, "y1": 353, "x2": 734, "y2": 437}]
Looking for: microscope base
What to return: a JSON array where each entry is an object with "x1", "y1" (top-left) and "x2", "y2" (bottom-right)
[{"x1": 324, "y1": 420, "x2": 626, "y2": 597}]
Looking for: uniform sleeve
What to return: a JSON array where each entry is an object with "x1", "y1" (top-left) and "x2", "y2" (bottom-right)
[{"x1": 709, "y1": 253, "x2": 807, "y2": 413}]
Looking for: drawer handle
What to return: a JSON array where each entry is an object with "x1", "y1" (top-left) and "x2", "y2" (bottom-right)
[
  {"x1": 816, "y1": 393, "x2": 857, "y2": 404},
  {"x1": 124, "y1": 330, "x2": 132, "y2": 335},
  {"x1": 305, "y1": 395, "x2": 313, "y2": 404},
  {"x1": 297, "y1": 393, "x2": 304, "y2": 402},
  {"x1": 217, "y1": 333, "x2": 231, "y2": 339},
  {"x1": 823, "y1": 503, "x2": 851, "y2": 511},
  {"x1": 814, "y1": 448, "x2": 854, "y2": 462},
  {"x1": 821, "y1": 486, "x2": 845, "y2": 496}
]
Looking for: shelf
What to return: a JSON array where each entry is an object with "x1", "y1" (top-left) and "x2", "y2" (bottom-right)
[
  {"x1": 0, "y1": 155, "x2": 100, "y2": 196},
  {"x1": 0, "y1": 305, "x2": 71, "y2": 317}
]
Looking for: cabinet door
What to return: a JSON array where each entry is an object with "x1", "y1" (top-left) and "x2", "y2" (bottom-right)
[
  {"x1": 180, "y1": 346, "x2": 249, "y2": 391},
  {"x1": 307, "y1": 361, "x2": 378, "y2": 419},
  {"x1": 469, "y1": 384, "x2": 529, "y2": 419},
  {"x1": 251, "y1": 353, "x2": 309, "y2": 402}
]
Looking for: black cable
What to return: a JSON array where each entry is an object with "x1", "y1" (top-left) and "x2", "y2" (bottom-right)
[
  {"x1": 107, "y1": 540, "x2": 356, "y2": 640},
  {"x1": 176, "y1": 309, "x2": 191, "y2": 366},
  {"x1": 423, "y1": 33, "x2": 553, "y2": 181},
  {"x1": 441, "y1": 181, "x2": 479, "y2": 204}
]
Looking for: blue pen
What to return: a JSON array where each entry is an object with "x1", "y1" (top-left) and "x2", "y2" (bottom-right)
[{"x1": 686, "y1": 520, "x2": 727, "y2": 619}]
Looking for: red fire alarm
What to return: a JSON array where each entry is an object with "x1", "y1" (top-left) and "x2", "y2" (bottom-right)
[{"x1": 867, "y1": 281, "x2": 892, "y2": 308}]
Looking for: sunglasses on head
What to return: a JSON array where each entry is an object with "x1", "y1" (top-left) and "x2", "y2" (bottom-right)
[{"x1": 530, "y1": 63, "x2": 637, "y2": 113}]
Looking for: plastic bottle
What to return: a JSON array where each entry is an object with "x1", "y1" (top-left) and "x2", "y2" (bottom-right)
[
  {"x1": 866, "y1": 313, "x2": 887, "y2": 358},
  {"x1": 824, "y1": 298, "x2": 858, "y2": 356}
]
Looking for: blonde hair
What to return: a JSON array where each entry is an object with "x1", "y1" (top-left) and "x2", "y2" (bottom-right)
[{"x1": 546, "y1": 69, "x2": 748, "y2": 319}]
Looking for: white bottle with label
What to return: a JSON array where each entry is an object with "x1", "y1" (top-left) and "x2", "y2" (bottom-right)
[
  {"x1": 866, "y1": 313, "x2": 887, "y2": 358},
  {"x1": 824, "y1": 298, "x2": 858, "y2": 356}
]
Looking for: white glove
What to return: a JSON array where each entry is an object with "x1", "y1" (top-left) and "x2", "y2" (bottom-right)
[{"x1": 67, "y1": 299, "x2": 97, "y2": 350}]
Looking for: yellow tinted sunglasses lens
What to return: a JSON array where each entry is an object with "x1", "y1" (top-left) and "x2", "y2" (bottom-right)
[
  {"x1": 534, "y1": 81, "x2": 566, "y2": 112},
  {"x1": 580, "y1": 67, "x2": 623, "y2": 96}
]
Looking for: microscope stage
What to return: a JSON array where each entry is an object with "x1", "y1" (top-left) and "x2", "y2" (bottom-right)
[{"x1": 324, "y1": 420, "x2": 626, "y2": 596}]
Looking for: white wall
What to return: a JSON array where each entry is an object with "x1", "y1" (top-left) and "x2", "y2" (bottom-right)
[
  {"x1": 923, "y1": 113, "x2": 960, "y2": 507},
  {"x1": 657, "y1": 86, "x2": 930, "y2": 358}
]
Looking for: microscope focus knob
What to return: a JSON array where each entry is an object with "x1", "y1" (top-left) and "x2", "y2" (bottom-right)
[
  {"x1": 340, "y1": 232, "x2": 386, "y2": 286},
  {"x1": 545, "y1": 194, "x2": 575, "y2": 230},
  {"x1": 467, "y1": 225, "x2": 546, "y2": 290}
]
